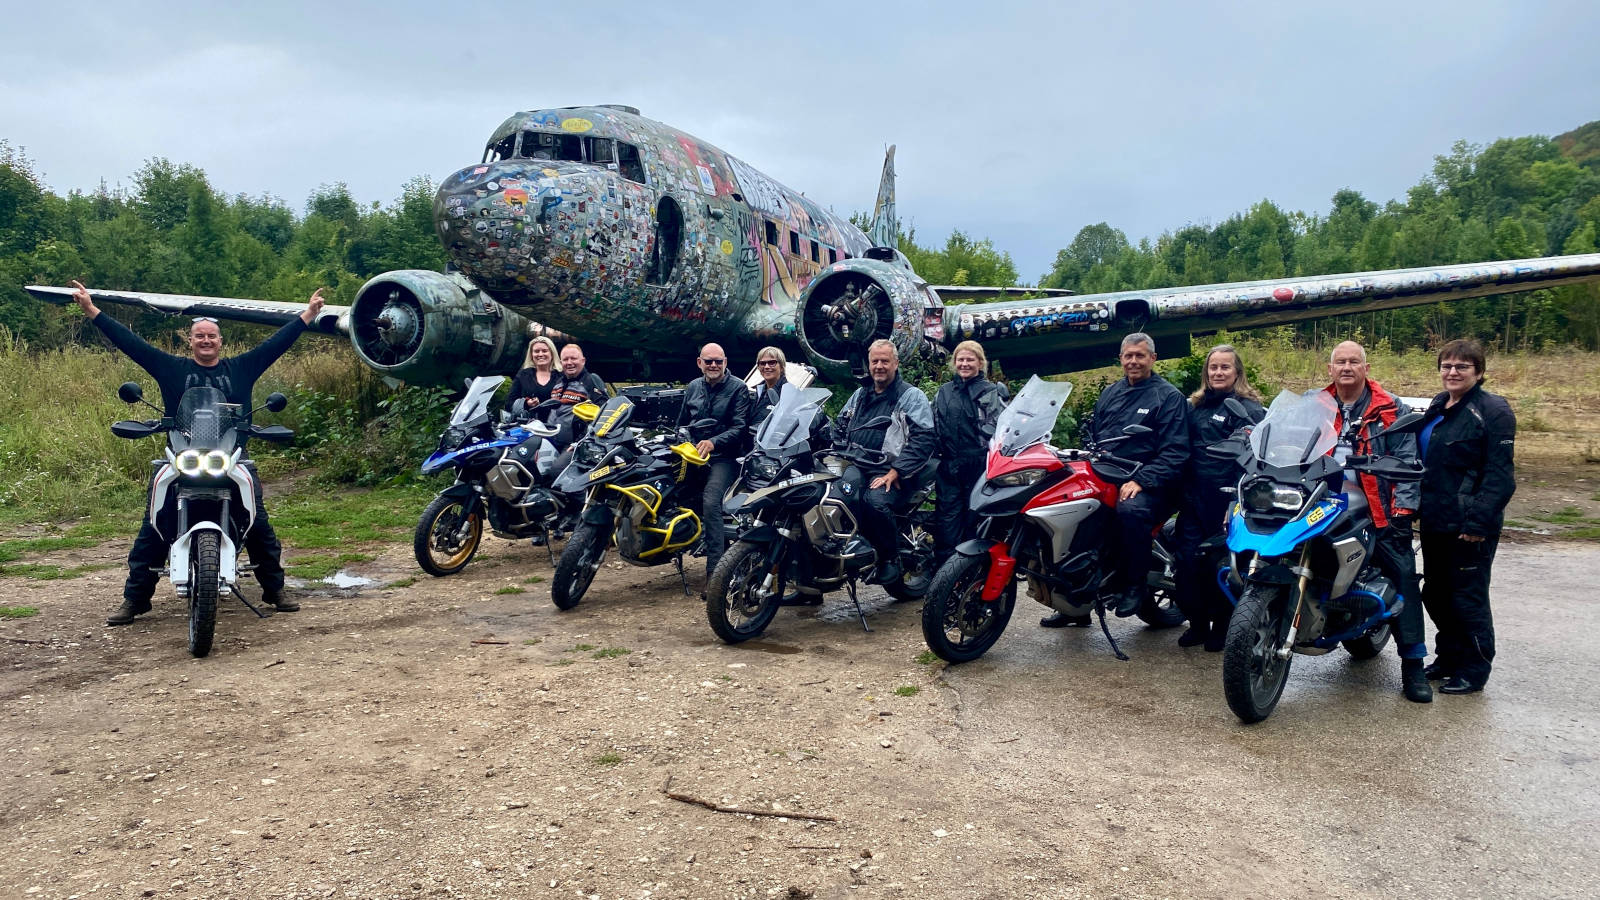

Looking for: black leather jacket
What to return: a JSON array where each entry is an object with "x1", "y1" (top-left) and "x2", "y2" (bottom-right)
[
  {"x1": 679, "y1": 374, "x2": 754, "y2": 461},
  {"x1": 1419, "y1": 384, "x2": 1517, "y2": 537}
]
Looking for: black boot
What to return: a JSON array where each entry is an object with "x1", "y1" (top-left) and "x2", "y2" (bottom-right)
[
  {"x1": 1177, "y1": 624, "x2": 1210, "y2": 647},
  {"x1": 1113, "y1": 587, "x2": 1143, "y2": 618},
  {"x1": 106, "y1": 598, "x2": 152, "y2": 626},
  {"x1": 263, "y1": 591, "x2": 300, "y2": 613},
  {"x1": 1401, "y1": 658, "x2": 1433, "y2": 704},
  {"x1": 1422, "y1": 659, "x2": 1452, "y2": 681},
  {"x1": 1040, "y1": 612, "x2": 1091, "y2": 628}
]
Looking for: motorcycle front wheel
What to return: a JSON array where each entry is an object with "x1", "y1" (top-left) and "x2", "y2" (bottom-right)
[
  {"x1": 188, "y1": 530, "x2": 220, "y2": 658},
  {"x1": 1222, "y1": 582, "x2": 1294, "y2": 723},
  {"x1": 921, "y1": 553, "x2": 1015, "y2": 664},
  {"x1": 705, "y1": 542, "x2": 783, "y2": 643},
  {"x1": 414, "y1": 495, "x2": 483, "y2": 576},
  {"x1": 551, "y1": 521, "x2": 608, "y2": 610}
]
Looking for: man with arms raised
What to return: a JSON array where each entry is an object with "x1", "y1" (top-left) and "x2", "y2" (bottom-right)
[{"x1": 70, "y1": 281, "x2": 324, "y2": 626}]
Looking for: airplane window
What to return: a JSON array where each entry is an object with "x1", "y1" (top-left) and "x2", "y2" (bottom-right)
[
  {"x1": 828, "y1": 248, "x2": 838, "y2": 264},
  {"x1": 764, "y1": 221, "x2": 778, "y2": 245},
  {"x1": 589, "y1": 138, "x2": 616, "y2": 166},
  {"x1": 520, "y1": 131, "x2": 583, "y2": 162},
  {"x1": 809, "y1": 240, "x2": 820, "y2": 263},
  {"x1": 484, "y1": 134, "x2": 517, "y2": 164},
  {"x1": 789, "y1": 231, "x2": 800, "y2": 256},
  {"x1": 616, "y1": 142, "x2": 646, "y2": 183}
]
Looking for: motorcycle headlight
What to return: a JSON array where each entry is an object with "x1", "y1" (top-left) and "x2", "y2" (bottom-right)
[
  {"x1": 202, "y1": 450, "x2": 231, "y2": 476},
  {"x1": 573, "y1": 441, "x2": 607, "y2": 469},
  {"x1": 1242, "y1": 479, "x2": 1305, "y2": 513},
  {"x1": 175, "y1": 449, "x2": 203, "y2": 476},
  {"x1": 991, "y1": 468, "x2": 1046, "y2": 487},
  {"x1": 748, "y1": 455, "x2": 781, "y2": 486}
]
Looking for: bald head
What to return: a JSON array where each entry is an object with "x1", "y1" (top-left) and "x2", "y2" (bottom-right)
[{"x1": 697, "y1": 343, "x2": 728, "y2": 383}]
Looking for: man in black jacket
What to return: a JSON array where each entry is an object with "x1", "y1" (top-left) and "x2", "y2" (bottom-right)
[
  {"x1": 679, "y1": 342, "x2": 754, "y2": 577},
  {"x1": 71, "y1": 280, "x2": 324, "y2": 626},
  {"x1": 1089, "y1": 333, "x2": 1190, "y2": 618},
  {"x1": 833, "y1": 340, "x2": 937, "y2": 586}
]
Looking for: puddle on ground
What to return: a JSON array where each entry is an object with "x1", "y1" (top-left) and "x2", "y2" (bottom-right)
[
  {"x1": 739, "y1": 641, "x2": 802, "y2": 655},
  {"x1": 322, "y1": 571, "x2": 375, "y2": 589}
]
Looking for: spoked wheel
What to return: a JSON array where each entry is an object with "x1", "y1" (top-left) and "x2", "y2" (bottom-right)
[
  {"x1": 551, "y1": 522, "x2": 608, "y2": 610},
  {"x1": 1222, "y1": 583, "x2": 1294, "y2": 723},
  {"x1": 188, "y1": 530, "x2": 220, "y2": 658},
  {"x1": 921, "y1": 553, "x2": 1016, "y2": 664},
  {"x1": 705, "y1": 542, "x2": 783, "y2": 643},
  {"x1": 414, "y1": 495, "x2": 483, "y2": 576},
  {"x1": 1343, "y1": 621, "x2": 1392, "y2": 660}
]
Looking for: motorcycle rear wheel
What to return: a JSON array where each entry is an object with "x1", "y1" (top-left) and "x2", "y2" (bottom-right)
[
  {"x1": 921, "y1": 553, "x2": 1016, "y2": 664},
  {"x1": 1222, "y1": 582, "x2": 1294, "y2": 723},
  {"x1": 188, "y1": 530, "x2": 219, "y2": 658},
  {"x1": 705, "y1": 542, "x2": 782, "y2": 643},
  {"x1": 414, "y1": 495, "x2": 483, "y2": 577},
  {"x1": 551, "y1": 522, "x2": 608, "y2": 610}
]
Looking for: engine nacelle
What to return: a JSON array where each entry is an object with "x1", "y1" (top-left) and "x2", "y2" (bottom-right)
[
  {"x1": 348, "y1": 270, "x2": 545, "y2": 387},
  {"x1": 795, "y1": 252, "x2": 943, "y2": 381}
]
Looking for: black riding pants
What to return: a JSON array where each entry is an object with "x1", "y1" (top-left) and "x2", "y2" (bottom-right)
[
  {"x1": 1174, "y1": 489, "x2": 1232, "y2": 633},
  {"x1": 933, "y1": 456, "x2": 984, "y2": 557},
  {"x1": 1370, "y1": 521, "x2": 1426, "y2": 660},
  {"x1": 688, "y1": 459, "x2": 737, "y2": 576},
  {"x1": 125, "y1": 466, "x2": 284, "y2": 603},
  {"x1": 1420, "y1": 530, "x2": 1499, "y2": 684},
  {"x1": 1115, "y1": 487, "x2": 1173, "y2": 595}
]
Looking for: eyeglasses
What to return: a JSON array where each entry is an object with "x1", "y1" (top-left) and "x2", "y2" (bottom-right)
[
  {"x1": 192, "y1": 316, "x2": 218, "y2": 324},
  {"x1": 1439, "y1": 363, "x2": 1475, "y2": 373},
  {"x1": 700, "y1": 358, "x2": 726, "y2": 366},
  {"x1": 757, "y1": 360, "x2": 779, "y2": 368}
]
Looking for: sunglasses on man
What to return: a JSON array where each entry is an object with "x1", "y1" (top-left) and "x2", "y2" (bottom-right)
[{"x1": 192, "y1": 316, "x2": 219, "y2": 324}]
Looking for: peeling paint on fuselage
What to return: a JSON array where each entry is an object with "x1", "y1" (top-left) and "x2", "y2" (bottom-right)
[{"x1": 434, "y1": 106, "x2": 871, "y2": 355}]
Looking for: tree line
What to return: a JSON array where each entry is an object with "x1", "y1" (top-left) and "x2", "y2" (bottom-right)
[{"x1": 4, "y1": 121, "x2": 1600, "y2": 352}]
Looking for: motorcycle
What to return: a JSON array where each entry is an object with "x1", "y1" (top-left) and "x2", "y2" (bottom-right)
[
  {"x1": 548, "y1": 393, "x2": 713, "y2": 609},
  {"x1": 413, "y1": 376, "x2": 574, "y2": 576},
  {"x1": 1212, "y1": 389, "x2": 1424, "y2": 723},
  {"x1": 705, "y1": 387, "x2": 937, "y2": 643},
  {"x1": 111, "y1": 381, "x2": 295, "y2": 658},
  {"x1": 920, "y1": 375, "x2": 1186, "y2": 664}
]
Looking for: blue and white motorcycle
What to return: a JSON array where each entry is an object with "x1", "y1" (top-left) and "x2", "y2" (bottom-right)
[
  {"x1": 1213, "y1": 389, "x2": 1424, "y2": 723},
  {"x1": 413, "y1": 376, "x2": 573, "y2": 576}
]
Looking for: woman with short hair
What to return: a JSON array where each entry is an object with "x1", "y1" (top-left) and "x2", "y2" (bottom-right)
[{"x1": 1418, "y1": 339, "x2": 1516, "y2": 694}]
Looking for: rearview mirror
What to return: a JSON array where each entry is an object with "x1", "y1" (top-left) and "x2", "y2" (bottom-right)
[
  {"x1": 1223, "y1": 397, "x2": 1249, "y2": 419},
  {"x1": 1379, "y1": 411, "x2": 1427, "y2": 436},
  {"x1": 118, "y1": 382, "x2": 144, "y2": 404},
  {"x1": 265, "y1": 392, "x2": 288, "y2": 413}
]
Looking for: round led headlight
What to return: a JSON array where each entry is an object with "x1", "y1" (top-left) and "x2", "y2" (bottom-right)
[
  {"x1": 202, "y1": 450, "x2": 231, "y2": 476},
  {"x1": 175, "y1": 449, "x2": 203, "y2": 476}
]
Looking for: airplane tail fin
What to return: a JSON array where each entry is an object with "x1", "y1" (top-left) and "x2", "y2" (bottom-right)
[{"x1": 868, "y1": 145, "x2": 897, "y2": 249}]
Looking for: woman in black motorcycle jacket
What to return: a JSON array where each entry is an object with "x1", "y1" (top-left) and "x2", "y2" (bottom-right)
[
  {"x1": 1418, "y1": 339, "x2": 1516, "y2": 695},
  {"x1": 1176, "y1": 344, "x2": 1265, "y2": 650}
]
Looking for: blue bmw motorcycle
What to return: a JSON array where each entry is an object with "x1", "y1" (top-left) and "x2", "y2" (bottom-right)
[
  {"x1": 1213, "y1": 389, "x2": 1424, "y2": 723},
  {"x1": 413, "y1": 376, "x2": 573, "y2": 576}
]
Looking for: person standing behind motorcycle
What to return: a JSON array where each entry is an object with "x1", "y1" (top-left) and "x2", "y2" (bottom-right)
[
  {"x1": 1417, "y1": 339, "x2": 1516, "y2": 695},
  {"x1": 69, "y1": 280, "x2": 324, "y2": 626},
  {"x1": 551, "y1": 343, "x2": 609, "y2": 407},
  {"x1": 832, "y1": 340, "x2": 936, "y2": 587},
  {"x1": 931, "y1": 340, "x2": 1009, "y2": 558},
  {"x1": 1085, "y1": 333, "x2": 1190, "y2": 620},
  {"x1": 1323, "y1": 340, "x2": 1431, "y2": 704},
  {"x1": 680, "y1": 343, "x2": 754, "y2": 577},
  {"x1": 504, "y1": 335, "x2": 561, "y2": 415},
  {"x1": 1174, "y1": 345, "x2": 1264, "y2": 649}
]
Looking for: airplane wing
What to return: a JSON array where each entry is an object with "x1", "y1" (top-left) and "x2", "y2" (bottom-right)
[
  {"x1": 24, "y1": 285, "x2": 348, "y2": 337},
  {"x1": 930, "y1": 285, "x2": 1074, "y2": 302},
  {"x1": 943, "y1": 253, "x2": 1600, "y2": 371}
]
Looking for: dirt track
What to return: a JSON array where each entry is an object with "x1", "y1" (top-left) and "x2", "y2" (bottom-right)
[{"x1": 3, "y1": 528, "x2": 1598, "y2": 899}]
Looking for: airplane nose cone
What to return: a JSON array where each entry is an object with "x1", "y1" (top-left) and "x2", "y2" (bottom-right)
[{"x1": 434, "y1": 161, "x2": 567, "y2": 301}]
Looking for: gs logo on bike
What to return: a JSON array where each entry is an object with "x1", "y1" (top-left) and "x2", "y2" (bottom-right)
[{"x1": 1305, "y1": 504, "x2": 1330, "y2": 526}]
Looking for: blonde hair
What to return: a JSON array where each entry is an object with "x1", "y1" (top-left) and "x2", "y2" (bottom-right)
[
  {"x1": 523, "y1": 336, "x2": 558, "y2": 370},
  {"x1": 950, "y1": 340, "x2": 988, "y2": 375},
  {"x1": 1189, "y1": 344, "x2": 1263, "y2": 405}
]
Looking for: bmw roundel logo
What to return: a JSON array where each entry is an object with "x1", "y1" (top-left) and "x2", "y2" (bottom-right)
[{"x1": 841, "y1": 482, "x2": 855, "y2": 496}]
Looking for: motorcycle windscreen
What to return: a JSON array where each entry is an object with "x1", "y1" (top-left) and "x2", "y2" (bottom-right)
[
  {"x1": 449, "y1": 376, "x2": 508, "y2": 426},
  {"x1": 992, "y1": 375, "x2": 1073, "y2": 456},
  {"x1": 172, "y1": 386, "x2": 239, "y2": 454},
  {"x1": 1249, "y1": 389, "x2": 1339, "y2": 467},
  {"x1": 753, "y1": 386, "x2": 831, "y2": 455}
]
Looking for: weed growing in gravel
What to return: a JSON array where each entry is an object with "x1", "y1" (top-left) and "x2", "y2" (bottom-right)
[
  {"x1": 547, "y1": 659, "x2": 574, "y2": 667},
  {"x1": 493, "y1": 586, "x2": 525, "y2": 595},
  {"x1": 388, "y1": 577, "x2": 417, "y2": 589},
  {"x1": 894, "y1": 685, "x2": 920, "y2": 697},
  {"x1": 0, "y1": 563, "x2": 110, "y2": 580},
  {"x1": 914, "y1": 650, "x2": 938, "y2": 665},
  {"x1": 0, "y1": 605, "x2": 39, "y2": 618},
  {"x1": 571, "y1": 643, "x2": 596, "y2": 652},
  {"x1": 594, "y1": 753, "x2": 622, "y2": 766},
  {"x1": 592, "y1": 647, "x2": 631, "y2": 659},
  {"x1": 522, "y1": 638, "x2": 541, "y2": 646},
  {"x1": 522, "y1": 575, "x2": 545, "y2": 584}
]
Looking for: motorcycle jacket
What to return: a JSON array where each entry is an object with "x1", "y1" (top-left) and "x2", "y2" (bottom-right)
[
  {"x1": 1087, "y1": 373, "x2": 1189, "y2": 492},
  {"x1": 1185, "y1": 389, "x2": 1265, "y2": 500},
  {"x1": 679, "y1": 374, "x2": 755, "y2": 461},
  {"x1": 550, "y1": 369, "x2": 610, "y2": 407},
  {"x1": 1418, "y1": 383, "x2": 1516, "y2": 537},
  {"x1": 834, "y1": 375, "x2": 935, "y2": 478},
  {"x1": 1323, "y1": 379, "x2": 1419, "y2": 530},
  {"x1": 933, "y1": 373, "x2": 1009, "y2": 463}
]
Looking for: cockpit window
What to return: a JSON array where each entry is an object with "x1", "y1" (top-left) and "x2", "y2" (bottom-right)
[
  {"x1": 616, "y1": 142, "x2": 646, "y2": 184},
  {"x1": 590, "y1": 138, "x2": 616, "y2": 166},
  {"x1": 520, "y1": 131, "x2": 584, "y2": 162},
  {"x1": 484, "y1": 133, "x2": 518, "y2": 164}
]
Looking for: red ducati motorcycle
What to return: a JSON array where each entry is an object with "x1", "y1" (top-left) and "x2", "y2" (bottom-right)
[{"x1": 920, "y1": 376, "x2": 1185, "y2": 663}]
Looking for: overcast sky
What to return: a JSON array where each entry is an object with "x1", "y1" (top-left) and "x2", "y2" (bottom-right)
[{"x1": 5, "y1": 1, "x2": 1596, "y2": 282}]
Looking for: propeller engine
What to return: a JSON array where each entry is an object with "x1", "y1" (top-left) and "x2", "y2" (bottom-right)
[
  {"x1": 348, "y1": 270, "x2": 540, "y2": 386},
  {"x1": 795, "y1": 250, "x2": 941, "y2": 380}
]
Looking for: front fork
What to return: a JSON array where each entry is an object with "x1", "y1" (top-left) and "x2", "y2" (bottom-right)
[{"x1": 1275, "y1": 544, "x2": 1314, "y2": 659}]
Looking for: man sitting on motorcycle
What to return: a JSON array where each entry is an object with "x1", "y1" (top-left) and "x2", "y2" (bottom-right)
[
  {"x1": 679, "y1": 342, "x2": 755, "y2": 578},
  {"x1": 1085, "y1": 333, "x2": 1191, "y2": 620},
  {"x1": 70, "y1": 280, "x2": 325, "y2": 626},
  {"x1": 1323, "y1": 340, "x2": 1432, "y2": 704},
  {"x1": 832, "y1": 340, "x2": 936, "y2": 587}
]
